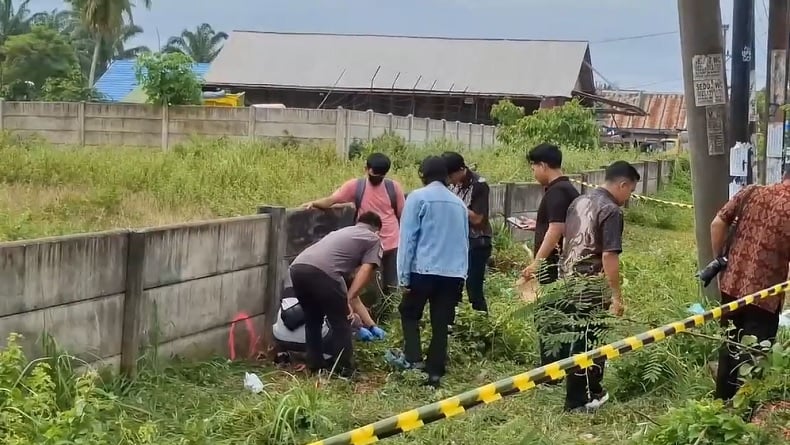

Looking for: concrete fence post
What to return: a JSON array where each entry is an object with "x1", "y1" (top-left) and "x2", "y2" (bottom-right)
[
  {"x1": 455, "y1": 121, "x2": 461, "y2": 140},
  {"x1": 479, "y1": 124, "x2": 485, "y2": 148},
  {"x1": 258, "y1": 206, "x2": 287, "y2": 358},
  {"x1": 407, "y1": 114, "x2": 414, "y2": 142},
  {"x1": 161, "y1": 105, "x2": 169, "y2": 150},
  {"x1": 366, "y1": 109, "x2": 374, "y2": 141},
  {"x1": 120, "y1": 230, "x2": 146, "y2": 379},
  {"x1": 387, "y1": 113, "x2": 394, "y2": 132},
  {"x1": 467, "y1": 122, "x2": 473, "y2": 148},
  {"x1": 0, "y1": 99, "x2": 5, "y2": 131},
  {"x1": 335, "y1": 107, "x2": 348, "y2": 159},
  {"x1": 441, "y1": 119, "x2": 447, "y2": 138},
  {"x1": 656, "y1": 161, "x2": 664, "y2": 189},
  {"x1": 641, "y1": 163, "x2": 649, "y2": 194},
  {"x1": 503, "y1": 182, "x2": 516, "y2": 235},
  {"x1": 78, "y1": 101, "x2": 86, "y2": 146},
  {"x1": 425, "y1": 117, "x2": 431, "y2": 141},
  {"x1": 248, "y1": 105, "x2": 257, "y2": 141},
  {"x1": 580, "y1": 173, "x2": 589, "y2": 194}
]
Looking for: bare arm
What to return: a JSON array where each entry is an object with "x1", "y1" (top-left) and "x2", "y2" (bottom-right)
[
  {"x1": 347, "y1": 263, "x2": 376, "y2": 327},
  {"x1": 710, "y1": 215, "x2": 730, "y2": 257},
  {"x1": 602, "y1": 251, "x2": 621, "y2": 297},
  {"x1": 306, "y1": 196, "x2": 338, "y2": 209},
  {"x1": 468, "y1": 209, "x2": 484, "y2": 226},
  {"x1": 534, "y1": 222, "x2": 564, "y2": 261}
]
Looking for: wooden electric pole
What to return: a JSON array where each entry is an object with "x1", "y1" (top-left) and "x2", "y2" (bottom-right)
[
  {"x1": 677, "y1": 0, "x2": 731, "y2": 300},
  {"x1": 760, "y1": 0, "x2": 789, "y2": 184}
]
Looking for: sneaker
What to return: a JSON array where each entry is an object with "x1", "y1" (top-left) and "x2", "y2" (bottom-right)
[
  {"x1": 423, "y1": 375, "x2": 441, "y2": 388},
  {"x1": 564, "y1": 391, "x2": 609, "y2": 413},
  {"x1": 385, "y1": 349, "x2": 424, "y2": 371}
]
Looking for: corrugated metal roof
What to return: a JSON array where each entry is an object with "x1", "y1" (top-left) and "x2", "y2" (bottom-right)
[
  {"x1": 204, "y1": 31, "x2": 590, "y2": 97},
  {"x1": 94, "y1": 59, "x2": 212, "y2": 102},
  {"x1": 600, "y1": 90, "x2": 687, "y2": 131}
]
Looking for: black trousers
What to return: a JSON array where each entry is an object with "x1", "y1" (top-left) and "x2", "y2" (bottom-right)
[
  {"x1": 289, "y1": 264, "x2": 353, "y2": 373},
  {"x1": 464, "y1": 242, "x2": 492, "y2": 312},
  {"x1": 561, "y1": 283, "x2": 609, "y2": 410},
  {"x1": 399, "y1": 273, "x2": 464, "y2": 377},
  {"x1": 535, "y1": 257, "x2": 569, "y2": 367},
  {"x1": 715, "y1": 297, "x2": 780, "y2": 401},
  {"x1": 380, "y1": 248, "x2": 398, "y2": 294}
]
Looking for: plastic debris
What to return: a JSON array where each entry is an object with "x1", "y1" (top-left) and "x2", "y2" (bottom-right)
[
  {"x1": 687, "y1": 303, "x2": 705, "y2": 315},
  {"x1": 244, "y1": 372, "x2": 264, "y2": 394},
  {"x1": 779, "y1": 310, "x2": 790, "y2": 328}
]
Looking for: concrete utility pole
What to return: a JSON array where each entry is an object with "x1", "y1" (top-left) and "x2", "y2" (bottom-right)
[
  {"x1": 729, "y1": 0, "x2": 756, "y2": 183},
  {"x1": 677, "y1": 0, "x2": 731, "y2": 300},
  {"x1": 760, "y1": 0, "x2": 789, "y2": 184}
]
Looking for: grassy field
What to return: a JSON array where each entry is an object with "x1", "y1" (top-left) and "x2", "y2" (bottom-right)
[
  {"x1": 0, "y1": 134, "x2": 664, "y2": 241},
  {"x1": 1, "y1": 137, "x2": 787, "y2": 444}
]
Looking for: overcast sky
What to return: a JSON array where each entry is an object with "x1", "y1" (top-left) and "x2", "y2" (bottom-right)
[{"x1": 30, "y1": 0, "x2": 768, "y2": 92}]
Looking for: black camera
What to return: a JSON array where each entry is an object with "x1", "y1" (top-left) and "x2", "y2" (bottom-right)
[{"x1": 698, "y1": 256, "x2": 728, "y2": 288}]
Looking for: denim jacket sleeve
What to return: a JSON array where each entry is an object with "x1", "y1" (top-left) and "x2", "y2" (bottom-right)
[{"x1": 397, "y1": 193, "x2": 423, "y2": 287}]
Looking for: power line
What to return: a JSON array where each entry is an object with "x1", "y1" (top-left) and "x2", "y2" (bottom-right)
[{"x1": 591, "y1": 31, "x2": 678, "y2": 44}]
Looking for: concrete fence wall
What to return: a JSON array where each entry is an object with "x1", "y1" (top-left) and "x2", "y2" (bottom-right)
[
  {"x1": 0, "y1": 101, "x2": 498, "y2": 157},
  {"x1": 0, "y1": 159, "x2": 678, "y2": 375}
]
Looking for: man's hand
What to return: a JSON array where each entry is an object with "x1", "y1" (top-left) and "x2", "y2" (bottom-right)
[
  {"x1": 521, "y1": 262, "x2": 537, "y2": 280},
  {"x1": 304, "y1": 201, "x2": 315, "y2": 210},
  {"x1": 610, "y1": 295, "x2": 625, "y2": 317}
]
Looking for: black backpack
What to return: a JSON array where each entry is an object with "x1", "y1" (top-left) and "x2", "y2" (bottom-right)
[{"x1": 353, "y1": 177, "x2": 399, "y2": 221}]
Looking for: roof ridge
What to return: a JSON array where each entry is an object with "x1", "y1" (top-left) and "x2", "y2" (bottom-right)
[{"x1": 229, "y1": 29, "x2": 589, "y2": 44}]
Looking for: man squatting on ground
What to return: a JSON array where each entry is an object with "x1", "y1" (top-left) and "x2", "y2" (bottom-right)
[
  {"x1": 305, "y1": 152, "x2": 406, "y2": 295},
  {"x1": 559, "y1": 161, "x2": 638, "y2": 412},
  {"x1": 395, "y1": 156, "x2": 470, "y2": 388},
  {"x1": 709, "y1": 167, "x2": 790, "y2": 400},
  {"x1": 444, "y1": 151, "x2": 493, "y2": 318},
  {"x1": 521, "y1": 143, "x2": 580, "y2": 373},
  {"x1": 288, "y1": 211, "x2": 387, "y2": 377}
]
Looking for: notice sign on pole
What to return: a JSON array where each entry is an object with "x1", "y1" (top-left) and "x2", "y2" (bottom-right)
[
  {"x1": 705, "y1": 105, "x2": 726, "y2": 155},
  {"x1": 692, "y1": 53, "x2": 726, "y2": 106}
]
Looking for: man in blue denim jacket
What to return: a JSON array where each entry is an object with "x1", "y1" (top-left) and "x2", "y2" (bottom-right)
[{"x1": 395, "y1": 156, "x2": 469, "y2": 387}]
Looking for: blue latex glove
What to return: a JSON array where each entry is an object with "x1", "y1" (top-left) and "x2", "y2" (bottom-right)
[
  {"x1": 357, "y1": 327, "x2": 374, "y2": 342},
  {"x1": 370, "y1": 326, "x2": 386, "y2": 340}
]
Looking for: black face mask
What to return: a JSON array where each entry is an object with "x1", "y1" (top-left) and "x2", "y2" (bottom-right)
[{"x1": 368, "y1": 174, "x2": 385, "y2": 186}]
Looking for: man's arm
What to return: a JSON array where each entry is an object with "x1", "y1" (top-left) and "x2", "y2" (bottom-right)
[
  {"x1": 467, "y1": 181, "x2": 490, "y2": 227},
  {"x1": 305, "y1": 179, "x2": 355, "y2": 209},
  {"x1": 709, "y1": 188, "x2": 748, "y2": 257},
  {"x1": 525, "y1": 189, "x2": 573, "y2": 276},
  {"x1": 347, "y1": 263, "x2": 377, "y2": 327},
  {"x1": 397, "y1": 195, "x2": 422, "y2": 287},
  {"x1": 600, "y1": 210, "x2": 625, "y2": 315},
  {"x1": 394, "y1": 181, "x2": 407, "y2": 219}
]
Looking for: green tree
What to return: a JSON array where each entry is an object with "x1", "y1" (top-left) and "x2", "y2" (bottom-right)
[
  {"x1": 40, "y1": 68, "x2": 102, "y2": 101},
  {"x1": 1, "y1": 25, "x2": 78, "y2": 93},
  {"x1": 0, "y1": 0, "x2": 32, "y2": 46},
  {"x1": 493, "y1": 99, "x2": 600, "y2": 149},
  {"x1": 164, "y1": 23, "x2": 227, "y2": 63},
  {"x1": 68, "y1": 0, "x2": 151, "y2": 86},
  {"x1": 71, "y1": 22, "x2": 149, "y2": 79},
  {"x1": 135, "y1": 52, "x2": 201, "y2": 106},
  {"x1": 30, "y1": 8, "x2": 77, "y2": 34}
]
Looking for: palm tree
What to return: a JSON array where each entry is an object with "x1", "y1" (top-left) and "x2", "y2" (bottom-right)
[
  {"x1": 164, "y1": 23, "x2": 227, "y2": 63},
  {"x1": 30, "y1": 8, "x2": 77, "y2": 35},
  {"x1": 72, "y1": 22, "x2": 149, "y2": 79},
  {"x1": 0, "y1": 0, "x2": 32, "y2": 45},
  {"x1": 68, "y1": 0, "x2": 151, "y2": 86}
]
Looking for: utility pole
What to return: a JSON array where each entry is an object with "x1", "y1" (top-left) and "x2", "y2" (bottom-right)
[
  {"x1": 761, "y1": 0, "x2": 789, "y2": 184},
  {"x1": 677, "y1": 0, "x2": 730, "y2": 300},
  {"x1": 729, "y1": 0, "x2": 755, "y2": 183}
]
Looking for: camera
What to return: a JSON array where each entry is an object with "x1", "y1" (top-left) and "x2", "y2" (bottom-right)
[{"x1": 698, "y1": 256, "x2": 728, "y2": 288}]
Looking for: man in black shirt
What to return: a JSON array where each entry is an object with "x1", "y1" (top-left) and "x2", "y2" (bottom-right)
[
  {"x1": 522, "y1": 143, "x2": 581, "y2": 370},
  {"x1": 444, "y1": 151, "x2": 492, "y2": 313}
]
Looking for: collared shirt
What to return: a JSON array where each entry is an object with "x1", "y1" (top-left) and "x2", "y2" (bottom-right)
[
  {"x1": 561, "y1": 188, "x2": 624, "y2": 277},
  {"x1": 448, "y1": 171, "x2": 492, "y2": 240},
  {"x1": 291, "y1": 223, "x2": 383, "y2": 286},
  {"x1": 397, "y1": 181, "x2": 469, "y2": 286},
  {"x1": 718, "y1": 183, "x2": 790, "y2": 313},
  {"x1": 534, "y1": 176, "x2": 580, "y2": 262}
]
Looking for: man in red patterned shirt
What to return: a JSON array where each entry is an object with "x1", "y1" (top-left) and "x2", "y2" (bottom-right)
[{"x1": 709, "y1": 168, "x2": 790, "y2": 400}]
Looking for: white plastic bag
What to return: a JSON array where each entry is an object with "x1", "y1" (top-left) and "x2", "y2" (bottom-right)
[{"x1": 244, "y1": 372, "x2": 264, "y2": 394}]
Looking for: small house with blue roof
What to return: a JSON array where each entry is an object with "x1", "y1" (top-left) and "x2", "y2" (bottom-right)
[{"x1": 94, "y1": 59, "x2": 212, "y2": 102}]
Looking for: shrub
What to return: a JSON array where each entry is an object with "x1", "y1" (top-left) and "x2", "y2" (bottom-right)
[{"x1": 493, "y1": 99, "x2": 599, "y2": 149}]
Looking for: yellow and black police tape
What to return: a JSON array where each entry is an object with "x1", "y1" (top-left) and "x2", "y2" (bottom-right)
[
  {"x1": 306, "y1": 280, "x2": 790, "y2": 445},
  {"x1": 569, "y1": 178, "x2": 694, "y2": 209}
]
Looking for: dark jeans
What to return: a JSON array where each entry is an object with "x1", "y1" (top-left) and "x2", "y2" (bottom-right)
[
  {"x1": 289, "y1": 264, "x2": 353, "y2": 373},
  {"x1": 561, "y1": 283, "x2": 609, "y2": 410},
  {"x1": 535, "y1": 257, "x2": 567, "y2": 366},
  {"x1": 464, "y1": 241, "x2": 492, "y2": 312},
  {"x1": 399, "y1": 273, "x2": 464, "y2": 377},
  {"x1": 380, "y1": 248, "x2": 398, "y2": 294},
  {"x1": 715, "y1": 296, "x2": 780, "y2": 401}
]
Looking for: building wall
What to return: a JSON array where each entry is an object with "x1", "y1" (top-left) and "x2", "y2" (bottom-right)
[
  {"x1": 0, "y1": 101, "x2": 498, "y2": 157},
  {"x1": 0, "y1": 160, "x2": 676, "y2": 375}
]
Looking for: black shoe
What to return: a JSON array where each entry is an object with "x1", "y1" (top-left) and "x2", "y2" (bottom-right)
[
  {"x1": 564, "y1": 391, "x2": 610, "y2": 413},
  {"x1": 422, "y1": 375, "x2": 441, "y2": 388}
]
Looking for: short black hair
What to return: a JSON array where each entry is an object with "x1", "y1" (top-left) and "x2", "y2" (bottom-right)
[
  {"x1": 357, "y1": 211, "x2": 382, "y2": 230},
  {"x1": 366, "y1": 153, "x2": 391, "y2": 175},
  {"x1": 527, "y1": 143, "x2": 563, "y2": 169},
  {"x1": 419, "y1": 155, "x2": 448, "y2": 185},
  {"x1": 605, "y1": 161, "x2": 641, "y2": 183},
  {"x1": 441, "y1": 151, "x2": 466, "y2": 174}
]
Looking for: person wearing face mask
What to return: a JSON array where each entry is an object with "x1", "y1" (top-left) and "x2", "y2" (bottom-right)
[
  {"x1": 559, "y1": 160, "x2": 639, "y2": 412},
  {"x1": 288, "y1": 211, "x2": 386, "y2": 378},
  {"x1": 304, "y1": 153, "x2": 406, "y2": 296}
]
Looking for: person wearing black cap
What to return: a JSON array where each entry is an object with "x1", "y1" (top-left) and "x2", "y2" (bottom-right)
[
  {"x1": 443, "y1": 151, "x2": 492, "y2": 314},
  {"x1": 392, "y1": 155, "x2": 469, "y2": 388},
  {"x1": 304, "y1": 152, "x2": 406, "y2": 297}
]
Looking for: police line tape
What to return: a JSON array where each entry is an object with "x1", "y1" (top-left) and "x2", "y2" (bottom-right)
[
  {"x1": 306, "y1": 280, "x2": 790, "y2": 445},
  {"x1": 568, "y1": 178, "x2": 694, "y2": 209}
]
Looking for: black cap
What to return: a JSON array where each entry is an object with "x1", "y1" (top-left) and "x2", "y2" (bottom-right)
[
  {"x1": 366, "y1": 153, "x2": 391, "y2": 175},
  {"x1": 441, "y1": 151, "x2": 466, "y2": 174}
]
